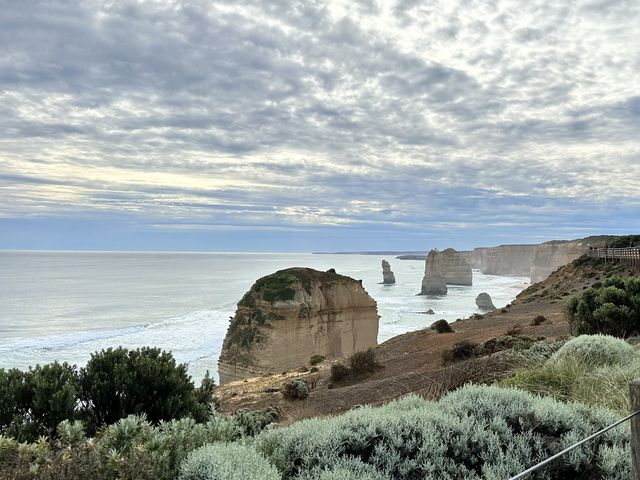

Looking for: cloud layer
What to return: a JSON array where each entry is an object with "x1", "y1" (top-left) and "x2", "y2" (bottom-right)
[{"x1": 1, "y1": 0, "x2": 639, "y2": 250}]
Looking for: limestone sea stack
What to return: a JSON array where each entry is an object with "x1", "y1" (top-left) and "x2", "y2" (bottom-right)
[
  {"x1": 440, "y1": 248, "x2": 472, "y2": 286},
  {"x1": 476, "y1": 292, "x2": 496, "y2": 311},
  {"x1": 218, "y1": 267, "x2": 380, "y2": 384},
  {"x1": 420, "y1": 250, "x2": 448, "y2": 295},
  {"x1": 381, "y1": 259, "x2": 396, "y2": 284}
]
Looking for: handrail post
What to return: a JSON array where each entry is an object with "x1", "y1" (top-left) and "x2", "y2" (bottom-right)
[{"x1": 631, "y1": 379, "x2": 640, "y2": 479}]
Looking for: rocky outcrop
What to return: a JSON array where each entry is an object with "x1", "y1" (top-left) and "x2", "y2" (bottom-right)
[
  {"x1": 218, "y1": 268, "x2": 379, "y2": 384},
  {"x1": 470, "y1": 245, "x2": 537, "y2": 277},
  {"x1": 530, "y1": 241, "x2": 590, "y2": 283},
  {"x1": 420, "y1": 250, "x2": 447, "y2": 295},
  {"x1": 476, "y1": 292, "x2": 496, "y2": 310},
  {"x1": 439, "y1": 248, "x2": 472, "y2": 286},
  {"x1": 381, "y1": 259, "x2": 396, "y2": 284}
]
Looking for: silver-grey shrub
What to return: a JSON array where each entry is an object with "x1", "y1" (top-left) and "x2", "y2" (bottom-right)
[
  {"x1": 179, "y1": 442, "x2": 280, "y2": 480},
  {"x1": 551, "y1": 334, "x2": 636, "y2": 367},
  {"x1": 255, "y1": 385, "x2": 630, "y2": 480}
]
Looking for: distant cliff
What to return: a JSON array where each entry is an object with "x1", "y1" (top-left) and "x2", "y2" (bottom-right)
[
  {"x1": 218, "y1": 268, "x2": 379, "y2": 384},
  {"x1": 470, "y1": 245, "x2": 537, "y2": 277},
  {"x1": 470, "y1": 237, "x2": 613, "y2": 282}
]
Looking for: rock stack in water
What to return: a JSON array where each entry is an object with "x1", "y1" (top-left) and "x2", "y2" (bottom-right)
[
  {"x1": 218, "y1": 267, "x2": 380, "y2": 384},
  {"x1": 420, "y1": 250, "x2": 448, "y2": 295},
  {"x1": 440, "y1": 248, "x2": 472, "y2": 286},
  {"x1": 381, "y1": 259, "x2": 396, "y2": 284},
  {"x1": 476, "y1": 292, "x2": 496, "y2": 311}
]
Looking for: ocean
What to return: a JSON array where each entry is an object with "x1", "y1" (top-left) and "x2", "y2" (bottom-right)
[{"x1": 0, "y1": 251, "x2": 528, "y2": 383}]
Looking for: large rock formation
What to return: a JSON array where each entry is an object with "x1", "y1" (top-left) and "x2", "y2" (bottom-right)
[
  {"x1": 381, "y1": 259, "x2": 396, "y2": 284},
  {"x1": 439, "y1": 248, "x2": 472, "y2": 286},
  {"x1": 420, "y1": 250, "x2": 448, "y2": 295},
  {"x1": 476, "y1": 292, "x2": 496, "y2": 310},
  {"x1": 218, "y1": 268, "x2": 379, "y2": 384}
]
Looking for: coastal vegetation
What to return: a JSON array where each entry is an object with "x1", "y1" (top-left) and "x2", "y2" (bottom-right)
[
  {"x1": 566, "y1": 275, "x2": 640, "y2": 337},
  {"x1": 0, "y1": 347, "x2": 216, "y2": 442}
]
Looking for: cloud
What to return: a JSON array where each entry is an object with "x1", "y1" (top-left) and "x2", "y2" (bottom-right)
[{"x1": 0, "y1": 0, "x2": 639, "y2": 250}]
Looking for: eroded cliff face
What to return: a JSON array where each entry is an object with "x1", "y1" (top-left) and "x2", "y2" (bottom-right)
[
  {"x1": 420, "y1": 250, "x2": 448, "y2": 295},
  {"x1": 530, "y1": 241, "x2": 590, "y2": 283},
  {"x1": 470, "y1": 240, "x2": 594, "y2": 283},
  {"x1": 470, "y1": 245, "x2": 537, "y2": 277},
  {"x1": 218, "y1": 268, "x2": 379, "y2": 384},
  {"x1": 440, "y1": 248, "x2": 472, "y2": 286}
]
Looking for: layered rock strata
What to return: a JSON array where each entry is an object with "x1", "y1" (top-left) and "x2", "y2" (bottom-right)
[
  {"x1": 381, "y1": 259, "x2": 396, "y2": 284},
  {"x1": 218, "y1": 268, "x2": 379, "y2": 384},
  {"x1": 420, "y1": 250, "x2": 448, "y2": 295},
  {"x1": 440, "y1": 248, "x2": 472, "y2": 286},
  {"x1": 476, "y1": 292, "x2": 496, "y2": 310}
]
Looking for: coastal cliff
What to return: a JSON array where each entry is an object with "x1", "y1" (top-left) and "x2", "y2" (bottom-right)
[
  {"x1": 470, "y1": 244, "x2": 537, "y2": 277},
  {"x1": 218, "y1": 268, "x2": 379, "y2": 384},
  {"x1": 530, "y1": 241, "x2": 590, "y2": 283},
  {"x1": 440, "y1": 248, "x2": 472, "y2": 285}
]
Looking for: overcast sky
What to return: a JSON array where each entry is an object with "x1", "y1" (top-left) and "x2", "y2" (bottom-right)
[{"x1": 1, "y1": 0, "x2": 639, "y2": 252}]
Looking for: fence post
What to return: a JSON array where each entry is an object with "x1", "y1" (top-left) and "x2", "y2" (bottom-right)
[{"x1": 631, "y1": 379, "x2": 640, "y2": 479}]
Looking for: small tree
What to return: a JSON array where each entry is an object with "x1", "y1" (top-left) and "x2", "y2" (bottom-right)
[{"x1": 80, "y1": 347, "x2": 206, "y2": 432}]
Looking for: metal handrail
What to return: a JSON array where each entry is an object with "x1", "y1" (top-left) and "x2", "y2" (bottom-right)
[{"x1": 508, "y1": 409, "x2": 640, "y2": 480}]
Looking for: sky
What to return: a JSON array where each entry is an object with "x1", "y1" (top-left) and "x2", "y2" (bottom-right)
[{"x1": 1, "y1": 0, "x2": 639, "y2": 252}]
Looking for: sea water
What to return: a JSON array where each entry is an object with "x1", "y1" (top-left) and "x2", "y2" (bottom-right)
[{"x1": 0, "y1": 251, "x2": 528, "y2": 383}]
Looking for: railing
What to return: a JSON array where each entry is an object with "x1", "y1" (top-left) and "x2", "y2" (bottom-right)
[
  {"x1": 588, "y1": 246, "x2": 640, "y2": 269},
  {"x1": 506, "y1": 378, "x2": 640, "y2": 479}
]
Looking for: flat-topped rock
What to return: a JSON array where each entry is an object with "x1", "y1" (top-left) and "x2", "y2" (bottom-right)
[
  {"x1": 381, "y1": 259, "x2": 396, "y2": 284},
  {"x1": 440, "y1": 248, "x2": 472, "y2": 286},
  {"x1": 218, "y1": 268, "x2": 379, "y2": 384},
  {"x1": 421, "y1": 250, "x2": 448, "y2": 295}
]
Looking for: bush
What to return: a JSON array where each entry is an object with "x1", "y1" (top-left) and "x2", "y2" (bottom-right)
[
  {"x1": 431, "y1": 319, "x2": 453, "y2": 333},
  {"x1": 505, "y1": 323, "x2": 523, "y2": 336},
  {"x1": 309, "y1": 355, "x2": 325, "y2": 366},
  {"x1": 0, "y1": 362, "x2": 79, "y2": 442},
  {"x1": 566, "y1": 276, "x2": 640, "y2": 337},
  {"x1": 531, "y1": 315, "x2": 548, "y2": 326},
  {"x1": 0, "y1": 406, "x2": 277, "y2": 480},
  {"x1": 551, "y1": 334, "x2": 636, "y2": 368},
  {"x1": 330, "y1": 362, "x2": 349, "y2": 382},
  {"x1": 179, "y1": 443, "x2": 279, "y2": 480},
  {"x1": 349, "y1": 349, "x2": 378, "y2": 374},
  {"x1": 443, "y1": 340, "x2": 481, "y2": 362},
  {"x1": 255, "y1": 384, "x2": 630, "y2": 479},
  {"x1": 282, "y1": 379, "x2": 309, "y2": 400},
  {"x1": 80, "y1": 347, "x2": 208, "y2": 431}
]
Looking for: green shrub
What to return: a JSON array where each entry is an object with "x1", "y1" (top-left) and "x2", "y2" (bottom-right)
[
  {"x1": 431, "y1": 319, "x2": 453, "y2": 333},
  {"x1": 178, "y1": 443, "x2": 279, "y2": 480},
  {"x1": 0, "y1": 362, "x2": 79, "y2": 442},
  {"x1": 566, "y1": 276, "x2": 640, "y2": 337},
  {"x1": 80, "y1": 347, "x2": 208, "y2": 431},
  {"x1": 348, "y1": 349, "x2": 378, "y2": 374},
  {"x1": 309, "y1": 355, "x2": 325, "y2": 366},
  {"x1": 282, "y1": 379, "x2": 309, "y2": 400},
  {"x1": 443, "y1": 340, "x2": 481, "y2": 362},
  {"x1": 296, "y1": 457, "x2": 391, "y2": 480},
  {"x1": 330, "y1": 362, "x2": 349, "y2": 382},
  {"x1": 551, "y1": 335, "x2": 636, "y2": 368},
  {"x1": 255, "y1": 385, "x2": 629, "y2": 479},
  {"x1": 531, "y1": 315, "x2": 548, "y2": 326}
]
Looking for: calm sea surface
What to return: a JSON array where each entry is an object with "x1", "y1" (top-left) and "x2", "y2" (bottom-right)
[{"x1": 0, "y1": 251, "x2": 529, "y2": 383}]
